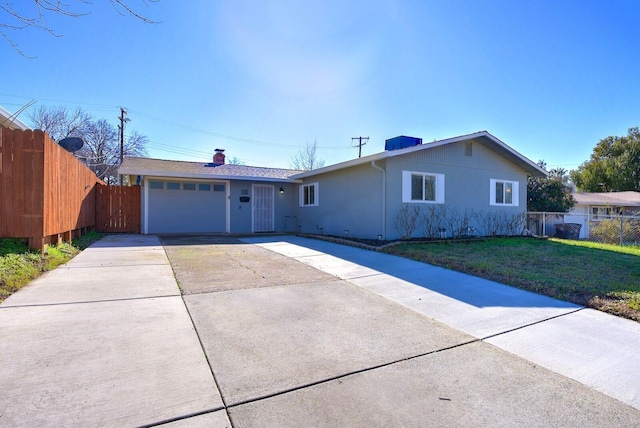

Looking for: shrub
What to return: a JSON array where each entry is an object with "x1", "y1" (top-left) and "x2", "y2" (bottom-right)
[
  {"x1": 394, "y1": 204, "x2": 422, "y2": 239},
  {"x1": 590, "y1": 219, "x2": 640, "y2": 245}
]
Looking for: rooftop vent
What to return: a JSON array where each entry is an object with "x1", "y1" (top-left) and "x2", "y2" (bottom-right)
[{"x1": 385, "y1": 136, "x2": 422, "y2": 151}]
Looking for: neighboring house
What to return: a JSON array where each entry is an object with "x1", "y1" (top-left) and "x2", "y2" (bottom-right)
[
  {"x1": 565, "y1": 191, "x2": 640, "y2": 239},
  {"x1": 0, "y1": 106, "x2": 30, "y2": 131},
  {"x1": 119, "y1": 131, "x2": 547, "y2": 239}
]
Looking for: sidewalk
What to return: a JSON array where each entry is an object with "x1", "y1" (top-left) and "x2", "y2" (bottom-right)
[{"x1": 0, "y1": 235, "x2": 229, "y2": 427}]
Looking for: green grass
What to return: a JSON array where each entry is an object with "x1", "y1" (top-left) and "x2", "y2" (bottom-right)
[
  {"x1": 0, "y1": 232, "x2": 103, "y2": 303},
  {"x1": 384, "y1": 237, "x2": 640, "y2": 322}
]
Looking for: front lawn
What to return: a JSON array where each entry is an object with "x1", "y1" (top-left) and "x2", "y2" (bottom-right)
[{"x1": 384, "y1": 237, "x2": 640, "y2": 322}]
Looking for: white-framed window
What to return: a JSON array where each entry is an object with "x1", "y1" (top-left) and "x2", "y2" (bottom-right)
[
  {"x1": 299, "y1": 182, "x2": 319, "y2": 207},
  {"x1": 590, "y1": 206, "x2": 621, "y2": 220},
  {"x1": 402, "y1": 171, "x2": 445, "y2": 203},
  {"x1": 490, "y1": 179, "x2": 519, "y2": 206}
]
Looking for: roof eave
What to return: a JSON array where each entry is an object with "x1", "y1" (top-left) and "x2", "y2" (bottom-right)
[
  {"x1": 119, "y1": 168, "x2": 302, "y2": 183},
  {"x1": 293, "y1": 130, "x2": 548, "y2": 178}
]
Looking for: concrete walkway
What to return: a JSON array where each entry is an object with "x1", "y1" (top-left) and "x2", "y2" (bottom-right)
[{"x1": 1, "y1": 234, "x2": 639, "y2": 427}]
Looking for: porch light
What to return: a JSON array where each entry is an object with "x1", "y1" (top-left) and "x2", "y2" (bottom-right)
[
  {"x1": 344, "y1": 229, "x2": 349, "y2": 237},
  {"x1": 279, "y1": 187, "x2": 285, "y2": 195},
  {"x1": 377, "y1": 234, "x2": 383, "y2": 240}
]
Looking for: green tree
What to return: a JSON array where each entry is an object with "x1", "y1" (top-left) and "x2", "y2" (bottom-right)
[
  {"x1": 570, "y1": 127, "x2": 640, "y2": 192},
  {"x1": 527, "y1": 161, "x2": 575, "y2": 212}
]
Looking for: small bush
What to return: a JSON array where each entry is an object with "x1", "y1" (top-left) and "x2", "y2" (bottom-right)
[
  {"x1": 0, "y1": 238, "x2": 30, "y2": 257},
  {"x1": 394, "y1": 204, "x2": 422, "y2": 239},
  {"x1": 590, "y1": 219, "x2": 640, "y2": 245}
]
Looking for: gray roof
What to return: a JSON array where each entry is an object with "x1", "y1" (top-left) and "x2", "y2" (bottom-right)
[
  {"x1": 119, "y1": 157, "x2": 303, "y2": 182},
  {"x1": 291, "y1": 131, "x2": 547, "y2": 179},
  {"x1": 573, "y1": 191, "x2": 640, "y2": 207}
]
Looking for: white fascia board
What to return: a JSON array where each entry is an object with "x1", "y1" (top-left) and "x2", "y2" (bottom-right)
[
  {"x1": 0, "y1": 106, "x2": 30, "y2": 130},
  {"x1": 293, "y1": 130, "x2": 546, "y2": 179},
  {"x1": 478, "y1": 132, "x2": 548, "y2": 177},
  {"x1": 119, "y1": 169, "x2": 302, "y2": 183},
  {"x1": 291, "y1": 151, "x2": 390, "y2": 179}
]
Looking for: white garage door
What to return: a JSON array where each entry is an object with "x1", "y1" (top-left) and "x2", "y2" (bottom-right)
[{"x1": 147, "y1": 180, "x2": 227, "y2": 234}]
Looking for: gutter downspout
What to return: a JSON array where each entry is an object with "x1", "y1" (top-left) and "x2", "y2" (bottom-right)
[{"x1": 371, "y1": 160, "x2": 386, "y2": 240}]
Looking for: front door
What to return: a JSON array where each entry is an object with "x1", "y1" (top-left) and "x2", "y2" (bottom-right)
[{"x1": 252, "y1": 184, "x2": 274, "y2": 232}]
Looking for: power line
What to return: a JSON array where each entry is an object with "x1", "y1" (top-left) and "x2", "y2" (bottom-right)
[{"x1": 1, "y1": 93, "x2": 356, "y2": 150}]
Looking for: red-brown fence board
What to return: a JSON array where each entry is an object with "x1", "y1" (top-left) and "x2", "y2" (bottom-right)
[
  {"x1": 96, "y1": 185, "x2": 141, "y2": 233},
  {"x1": 0, "y1": 128, "x2": 107, "y2": 250}
]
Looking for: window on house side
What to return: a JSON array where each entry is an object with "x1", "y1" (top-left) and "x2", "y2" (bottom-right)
[
  {"x1": 402, "y1": 171, "x2": 444, "y2": 203},
  {"x1": 198, "y1": 184, "x2": 211, "y2": 191},
  {"x1": 213, "y1": 184, "x2": 225, "y2": 192},
  {"x1": 300, "y1": 183, "x2": 319, "y2": 207},
  {"x1": 183, "y1": 183, "x2": 196, "y2": 191},
  {"x1": 490, "y1": 179, "x2": 518, "y2": 206},
  {"x1": 591, "y1": 206, "x2": 621, "y2": 220},
  {"x1": 167, "y1": 182, "x2": 180, "y2": 190},
  {"x1": 149, "y1": 181, "x2": 163, "y2": 189}
]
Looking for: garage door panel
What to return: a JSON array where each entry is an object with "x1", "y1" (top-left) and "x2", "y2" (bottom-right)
[{"x1": 148, "y1": 182, "x2": 226, "y2": 233}]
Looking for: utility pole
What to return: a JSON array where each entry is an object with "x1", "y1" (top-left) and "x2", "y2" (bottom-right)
[
  {"x1": 352, "y1": 136, "x2": 369, "y2": 158},
  {"x1": 118, "y1": 107, "x2": 129, "y2": 165},
  {"x1": 118, "y1": 107, "x2": 130, "y2": 186}
]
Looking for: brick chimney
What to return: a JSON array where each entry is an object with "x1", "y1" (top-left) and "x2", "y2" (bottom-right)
[{"x1": 213, "y1": 148, "x2": 225, "y2": 166}]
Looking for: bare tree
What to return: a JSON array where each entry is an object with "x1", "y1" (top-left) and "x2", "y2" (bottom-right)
[
  {"x1": 29, "y1": 105, "x2": 148, "y2": 183},
  {"x1": 1, "y1": 0, "x2": 159, "y2": 55},
  {"x1": 29, "y1": 105, "x2": 92, "y2": 141},
  {"x1": 291, "y1": 140, "x2": 325, "y2": 171},
  {"x1": 227, "y1": 156, "x2": 246, "y2": 165},
  {"x1": 80, "y1": 118, "x2": 119, "y2": 182}
]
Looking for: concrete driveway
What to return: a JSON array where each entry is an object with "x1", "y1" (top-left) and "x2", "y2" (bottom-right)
[{"x1": 1, "y1": 234, "x2": 639, "y2": 427}]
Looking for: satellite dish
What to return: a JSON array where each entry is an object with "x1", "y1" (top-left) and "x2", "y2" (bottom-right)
[{"x1": 58, "y1": 137, "x2": 84, "y2": 154}]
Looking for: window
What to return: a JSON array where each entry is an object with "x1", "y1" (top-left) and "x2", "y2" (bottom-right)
[
  {"x1": 183, "y1": 183, "x2": 196, "y2": 191},
  {"x1": 490, "y1": 179, "x2": 519, "y2": 206},
  {"x1": 149, "y1": 181, "x2": 163, "y2": 189},
  {"x1": 591, "y1": 206, "x2": 621, "y2": 220},
  {"x1": 167, "y1": 182, "x2": 180, "y2": 190},
  {"x1": 402, "y1": 171, "x2": 444, "y2": 203},
  {"x1": 198, "y1": 183, "x2": 211, "y2": 191},
  {"x1": 299, "y1": 183, "x2": 319, "y2": 207},
  {"x1": 213, "y1": 184, "x2": 225, "y2": 192}
]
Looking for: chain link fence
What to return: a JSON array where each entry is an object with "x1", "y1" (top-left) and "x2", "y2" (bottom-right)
[{"x1": 527, "y1": 211, "x2": 640, "y2": 246}]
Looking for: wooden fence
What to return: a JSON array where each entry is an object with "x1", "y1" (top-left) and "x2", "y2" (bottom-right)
[
  {"x1": 1, "y1": 127, "x2": 141, "y2": 250},
  {"x1": 96, "y1": 184, "x2": 141, "y2": 233}
]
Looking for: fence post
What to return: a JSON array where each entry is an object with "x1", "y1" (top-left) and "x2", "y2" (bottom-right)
[
  {"x1": 620, "y1": 215, "x2": 624, "y2": 246},
  {"x1": 542, "y1": 212, "x2": 546, "y2": 237}
]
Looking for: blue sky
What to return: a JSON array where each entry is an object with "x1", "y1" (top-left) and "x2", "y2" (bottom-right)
[{"x1": 2, "y1": 0, "x2": 640, "y2": 170}]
